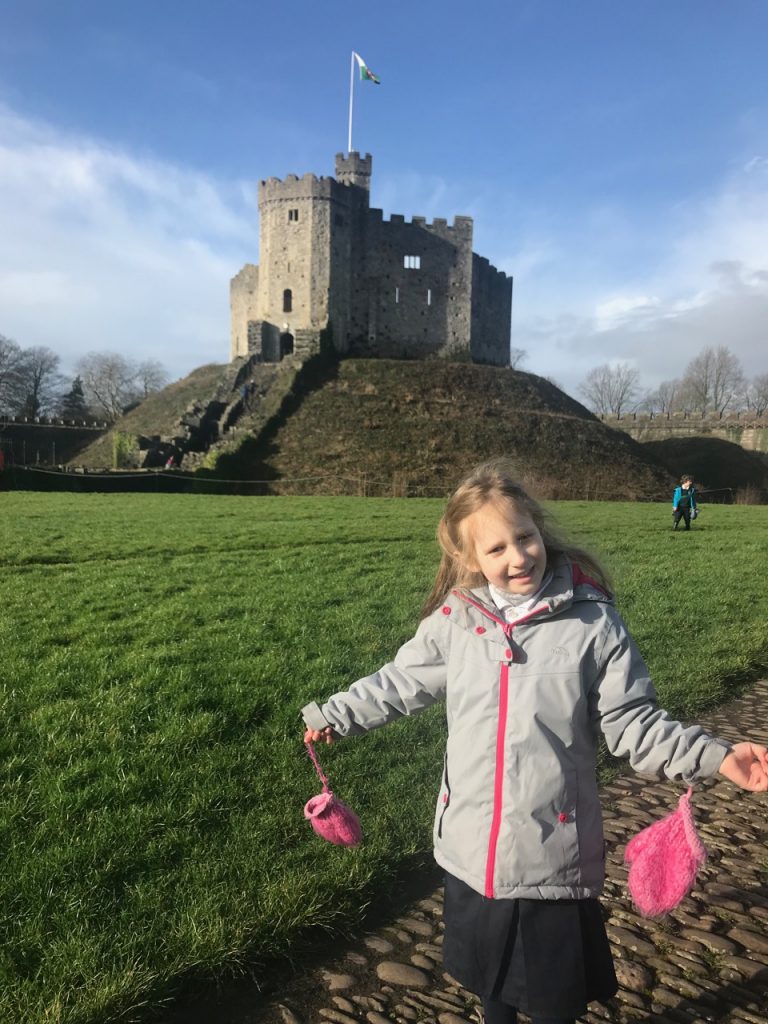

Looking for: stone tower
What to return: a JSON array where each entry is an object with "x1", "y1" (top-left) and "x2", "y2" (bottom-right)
[{"x1": 230, "y1": 153, "x2": 512, "y2": 366}]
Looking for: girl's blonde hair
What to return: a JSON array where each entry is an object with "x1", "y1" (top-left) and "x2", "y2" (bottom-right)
[{"x1": 421, "y1": 458, "x2": 611, "y2": 617}]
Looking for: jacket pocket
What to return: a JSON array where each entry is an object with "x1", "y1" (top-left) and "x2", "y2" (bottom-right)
[{"x1": 437, "y1": 755, "x2": 451, "y2": 839}]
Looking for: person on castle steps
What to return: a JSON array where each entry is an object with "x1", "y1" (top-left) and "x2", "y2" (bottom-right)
[
  {"x1": 302, "y1": 458, "x2": 768, "y2": 1024},
  {"x1": 672, "y1": 473, "x2": 698, "y2": 531}
]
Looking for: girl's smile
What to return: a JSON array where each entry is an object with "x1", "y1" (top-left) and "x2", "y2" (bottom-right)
[{"x1": 462, "y1": 500, "x2": 547, "y2": 597}]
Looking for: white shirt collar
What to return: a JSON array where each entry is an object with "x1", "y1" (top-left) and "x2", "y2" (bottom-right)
[{"x1": 489, "y1": 573, "x2": 553, "y2": 622}]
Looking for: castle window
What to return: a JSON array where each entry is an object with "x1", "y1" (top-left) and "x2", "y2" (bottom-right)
[
  {"x1": 283, "y1": 289, "x2": 293, "y2": 313},
  {"x1": 288, "y1": 208, "x2": 299, "y2": 222},
  {"x1": 395, "y1": 287, "x2": 400, "y2": 304},
  {"x1": 404, "y1": 255, "x2": 421, "y2": 269},
  {"x1": 427, "y1": 289, "x2": 432, "y2": 306}
]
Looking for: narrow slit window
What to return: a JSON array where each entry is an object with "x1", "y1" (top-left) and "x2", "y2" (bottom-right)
[
  {"x1": 288, "y1": 208, "x2": 299, "y2": 222},
  {"x1": 427, "y1": 288, "x2": 432, "y2": 306},
  {"x1": 403, "y1": 255, "x2": 421, "y2": 270},
  {"x1": 283, "y1": 289, "x2": 293, "y2": 313},
  {"x1": 395, "y1": 287, "x2": 400, "y2": 304}
]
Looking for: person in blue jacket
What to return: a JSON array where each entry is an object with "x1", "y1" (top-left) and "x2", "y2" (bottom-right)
[{"x1": 672, "y1": 474, "x2": 697, "y2": 531}]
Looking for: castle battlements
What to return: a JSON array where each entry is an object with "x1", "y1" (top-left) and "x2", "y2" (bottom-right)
[
  {"x1": 366, "y1": 209, "x2": 473, "y2": 235},
  {"x1": 473, "y1": 255, "x2": 508, "y2": 278},
  {"x1": 232, "y1": 152, "x2": 513, "y2": 367}
]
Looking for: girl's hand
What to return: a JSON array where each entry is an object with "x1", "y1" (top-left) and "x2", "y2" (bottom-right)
[
  {"x1": 718, "y1": 742, "x2": 768, "y2": 792},
  {"x1": 304, "y1": 725, "x2": 336, "y2": 745}
]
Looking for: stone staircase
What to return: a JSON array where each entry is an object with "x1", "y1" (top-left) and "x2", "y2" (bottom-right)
[{"x1": 177, "y1": 356, "x2": 301, "y2": 471}]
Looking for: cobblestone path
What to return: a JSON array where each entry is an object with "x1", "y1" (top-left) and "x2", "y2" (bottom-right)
[{"x1": 176, "y1": 682, "x2": 768, "y2": 1024}]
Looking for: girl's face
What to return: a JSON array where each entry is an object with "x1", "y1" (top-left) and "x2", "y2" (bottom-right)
[{"x1": 462, "y1": 499, "x2": 547, "y2": 597}]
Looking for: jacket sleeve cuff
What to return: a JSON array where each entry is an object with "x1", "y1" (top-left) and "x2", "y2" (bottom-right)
[
  {"x1": 695, "y1": 738, "x2": 733, "y2": 780},
  {"x1": 684, "y1": 737, "x2": 733, "y2": 782},
  {"x1": 301, "y1": 701, "x2": 332, "y2": 731}
]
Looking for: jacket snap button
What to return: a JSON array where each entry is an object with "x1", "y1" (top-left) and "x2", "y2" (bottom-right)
[
  {"x1": 442, "y1": 606, "x2": 451, "y2": 615},
  {"x1": 475, "y1": 626, "x2": 486, "y2": 634},
  {"x1": 558, "y1": 812, "x2": 568, "y2": 823}
]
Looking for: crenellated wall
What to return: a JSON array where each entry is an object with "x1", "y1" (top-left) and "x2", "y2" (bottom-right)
[
  {"x1": 0, "y1": 418, "x2": 107, "y2": 466},
  {"x1": 471, "y1": 255, "x2": 514, "y2": 366},
  {"x1": 601, "y1": 412, "x2": 768, "y2": 453},
  {"x1": 352, "y1": 212, "x2": 474, "y2": 359}
]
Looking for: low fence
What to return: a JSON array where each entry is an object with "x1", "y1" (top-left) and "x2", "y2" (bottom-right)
[
  {"x1": 0, "y1": 465, "x2": 452, "y2": 497},
  {"x1": 3, "y1": 466, "x2": 761, "y2": 502}
]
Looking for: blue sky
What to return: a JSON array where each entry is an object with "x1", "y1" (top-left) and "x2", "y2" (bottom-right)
[{"x1": 1, "y1": 0, "x2": 767, "y2": 399}]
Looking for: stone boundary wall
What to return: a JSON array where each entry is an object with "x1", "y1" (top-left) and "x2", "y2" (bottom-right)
[
  {"x1": 0, "y1": 420, "x2": 108, "y2": 465},
  {"x1": 602, "y1": 412, "x2": 768, "y2": 453}
]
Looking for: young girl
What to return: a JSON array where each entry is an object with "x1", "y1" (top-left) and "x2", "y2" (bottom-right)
[{"x1": 302, "y1": 459, "x2": 768, "y2": 1024}]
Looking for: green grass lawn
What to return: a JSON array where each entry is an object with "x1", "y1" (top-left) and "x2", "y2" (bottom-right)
[{"x1": 1, "y1": 494, "x2": 767, "y2": 1024}]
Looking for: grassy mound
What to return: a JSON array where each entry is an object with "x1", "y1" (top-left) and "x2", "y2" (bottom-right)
[{"x1": 207, "y1": 358, "x2": 673, "y2": 500}]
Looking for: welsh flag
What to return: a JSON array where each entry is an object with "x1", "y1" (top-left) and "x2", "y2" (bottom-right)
[{"x1": 353, "y1": 52, "x2": 380, "y2": 84}]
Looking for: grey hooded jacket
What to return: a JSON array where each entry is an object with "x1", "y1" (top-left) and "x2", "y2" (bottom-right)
[{"x1": 302, "y1": 558, "x2": 731, "y2": 900}]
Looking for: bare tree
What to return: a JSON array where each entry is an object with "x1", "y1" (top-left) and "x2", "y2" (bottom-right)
[
  {"x1": 744, "y1": 373, "x2": 768, "y2": 418},
  {"x1": 77, "y1": 352, "x2": 140, "y2": 422},
  {"x1": 645, "y1": 378, "x2": 681, "y2": 415},
  {"x1": 0, "y1": 334, "x2": 26, "y2": 414},
  {"x1": 579, "y1": 362, "x2": 640, "y2": 416},
  {"x1": 76, "y1": 351, "x2": 169, "y2": 421},
  {"x1": 509, "y1": 347, "x2": 528, "y2": 370},
  {"x1": 135, "y1": 359, "x2": 170, "y2": 397},
  {"x1": 681, "y1": 346, "x2": 744, "y2": 414},
  {"x1": 16, "y1": 346, "x2": 66, "y2": 417}
]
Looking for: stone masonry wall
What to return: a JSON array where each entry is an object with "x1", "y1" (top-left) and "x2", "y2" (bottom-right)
[
  {"x1": 0, "y1": 421, "x2": 107, "y2": 466},
  {"x1": 258, "y1": 174, "x2": 335, "y2": 334},
  {"x1": 470, "y1": 255, "x2": 513, "y2": 366},
  {"x1": 350, "y1": 214, "x2": 474, "y2": 359},
  {"x1": 230, "y1": 263, "x2": 259, "y2": 360},
  {"x1": 602, "y1": 413, "x2": 768, "y2": 453}
]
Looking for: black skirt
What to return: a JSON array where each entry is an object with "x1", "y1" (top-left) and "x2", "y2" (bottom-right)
[{"x1": 442, "y1": 873, "x2": 618, "y2": 1018}]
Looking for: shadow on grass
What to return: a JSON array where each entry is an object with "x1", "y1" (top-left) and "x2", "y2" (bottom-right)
[{"x1": 158, "y1": 853, "x2": 442, "y2": 1024}]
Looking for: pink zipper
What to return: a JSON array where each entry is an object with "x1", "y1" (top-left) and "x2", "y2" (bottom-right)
[
  {"x1": 450, "y1": 590, "x2": 548, "y2": 898},
  {"x1": 485, "y1": 661, "x2": 509, "y2": 897}
]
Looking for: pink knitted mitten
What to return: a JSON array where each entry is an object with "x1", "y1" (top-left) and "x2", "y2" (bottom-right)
[
  {"x1": 303, "y1": 741, "x2": 362, "y2": 847},
  {"x1": 624, "y1": 787, "x2": 707, "y2": 917}
]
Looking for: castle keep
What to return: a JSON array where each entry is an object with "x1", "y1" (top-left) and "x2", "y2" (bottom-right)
[{"x1": 230, "y1": 153, "x2": 513, "y2": 366}]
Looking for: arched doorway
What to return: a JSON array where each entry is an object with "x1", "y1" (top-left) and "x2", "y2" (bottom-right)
[{"x1": 280, "y1": 332, "x2": 295, "y2": 358}]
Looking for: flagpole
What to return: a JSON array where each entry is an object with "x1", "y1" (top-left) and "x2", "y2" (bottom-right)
[{"x1": 348, "y1": 51, "x2": 355, "y2": 154}]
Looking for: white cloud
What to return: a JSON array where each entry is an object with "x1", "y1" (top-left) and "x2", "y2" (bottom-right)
[
  {"x1": 513, "y1": 160, "x2": 768, "y2": 397},
  {"x1": 0, "y1": 103, "x2": 258, "y2": 376},
  {"x1": 593, "y1": 295, "x2": 661, "y2": 333}
]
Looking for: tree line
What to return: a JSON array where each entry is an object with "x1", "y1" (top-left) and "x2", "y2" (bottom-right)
[
  {"x1": 580, "y1": 346, "x2": 768, "y2": 418},
  {"x1": 0, "y1": 334, "x2": 169, "y2": 424}
]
